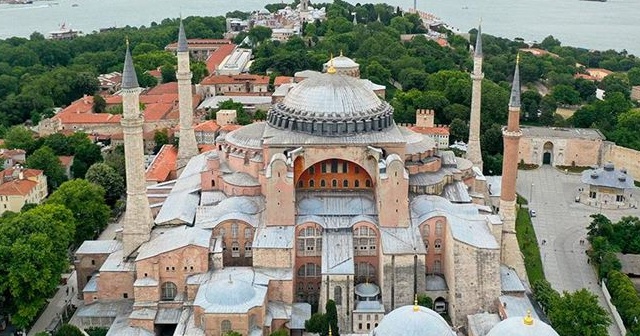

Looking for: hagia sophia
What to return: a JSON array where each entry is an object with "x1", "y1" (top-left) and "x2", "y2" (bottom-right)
[{"x1": 72, "y1": 21, "x2": 561, "y2": 336}]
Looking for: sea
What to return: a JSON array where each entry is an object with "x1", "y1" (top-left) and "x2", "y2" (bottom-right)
[{"x1": 0, "y1": 0, "x2": 638, "y2": 55}]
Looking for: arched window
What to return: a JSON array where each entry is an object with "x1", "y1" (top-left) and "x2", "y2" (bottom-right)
[
  {"x1": 297, "y1": 226, "x2": 323, "y2": 256},
  {"x1": 221, "y1": 320, "x2": 232, "y2": 334},
  {"x1": 365, "y1": 179, "x2": 372, "y2": 188},
  {"x1": 231, "y1": 242, "x2": 240, "y2": 257},
  {"x1": 355, "y1": 180, "x2": 360, "y2": 188},
  {"x1": 434, "y1": 259, "x2": 442, "y2": 273},
  {"x1": 434, "y1": 239, "x2": 442, "y2": 253},
  {"x1": 161, "y1": 282, "x2": 177, "y2": 301},
  {"x1": 231, "y1": 223, "x2": 239, "y2": 238},
  {"x1": 222, "y1": 241, "x2": 226, "y2": 251},
  {"x1": 353, "y1": 226, "x2": 377, "y2": 256},
  {"x1": 424, "y1": 240, "x2": 429, "y2": 254},
  {"x1": 244, "y1": 228, "x2": 252, "y2": 239},
  {"x1": 298, "y1": 180, "x2": 304, "y2": 188},
  {"x1": 422, "y1": 224, "x2": 430, "y2": 238},
  {"x1": 435, "y1": 220, "x2": 444, "y2": 236},
  {"x1": 309, "y1": 166, "x2": 315, "y2": 175},
  {"x1": 334, "y1": 286, "x2": 342, "y2": 305},
  {"x1": 343, "y1": 180, "x2": 349, "y2": 188},
  {"x1": 249, "y1": 314, "x2": 256, "y2": 329},
  {"x1": 297, "y1": 263, "x2": 320, "y2": 277},
  {"x1": 309, "y1": 180, "x2": 315, "y2": 188},
  {"x1": 320, "y1": 180, "x2": 326, "y2": 187},
  {"x1": 332, "y1": 179, "x2": 337, "y2": 187},
  {"x1": 245, "y1": 242, "x2": 252, "y2": 257}
]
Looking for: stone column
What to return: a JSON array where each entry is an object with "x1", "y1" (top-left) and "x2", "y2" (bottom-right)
[
  {"x1": 467, "y1": 24, "x2": 484, "y2": 171},
  {"x1": 176, "y1": 20, "x2": 199, "y2": 170}
]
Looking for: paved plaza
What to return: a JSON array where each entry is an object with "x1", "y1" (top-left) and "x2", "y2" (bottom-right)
[{"x1": 516, "y1": 166, "x2": 640, "y2": 336}]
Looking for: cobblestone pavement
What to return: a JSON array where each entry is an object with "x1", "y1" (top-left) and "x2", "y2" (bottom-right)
[{"x1": 516, "y1": 166, "x2": 640, "y2": 336}]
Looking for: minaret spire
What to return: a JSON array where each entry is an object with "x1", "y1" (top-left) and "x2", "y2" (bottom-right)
[
  {"x1": 176, "y1": 18, "x2": 199, "y2": 170},
  {"x1": 466, "y1": 20, "x2": 484, "y2": 171},
  {"x1": 121, "y1": 40, "x2": 153, "y2": 258},
  {"x1": 499, "y1": 55, "x2": 526, "y2": 280}
]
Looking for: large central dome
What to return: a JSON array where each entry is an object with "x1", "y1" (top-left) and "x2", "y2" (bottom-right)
[{"x1": 267, "y1": 73, "x2": 394, "y2": 136}]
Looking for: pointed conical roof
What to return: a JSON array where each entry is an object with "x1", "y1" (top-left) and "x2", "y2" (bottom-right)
[
  {"x1": 122, "y1": 41, "x2": 139, "y2": 89},
  {"x1": 474, "y1": 23, "x2": 483, "y2": 57},
  {"x1": 177, "y1": 19, "x2": 188, "y2": 52},
  {"x1": 509, "y1": 55, "x2": 521, "y2": 107}
]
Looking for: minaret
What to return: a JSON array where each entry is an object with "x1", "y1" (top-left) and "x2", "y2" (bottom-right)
[
  {"x1": 352, "y1": 12, "x2": 357, "y2": 25},
  {"x1": 467, "y1": 23, "x2": 483, "y2": 171},
  {"x1": 500, "y1": 55, "x2": 526, "y2": 279},
  {"x1": 176, "y1": 19, "x2": 199, "y2": 170},
  {"x1": 121, "y1": 41, "x2": 153, "y2": 258}
]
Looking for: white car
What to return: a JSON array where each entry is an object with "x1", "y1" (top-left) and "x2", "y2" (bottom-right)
[{"x1": 529, "y1": 209, "x2": 537, "y2": 217}]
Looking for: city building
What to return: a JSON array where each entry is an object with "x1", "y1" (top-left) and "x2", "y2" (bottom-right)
[
  {"x1": 579, "y1": 162, "x2": 636, "y2": 209},
  {"x1": 0, "y1": 149, "x2": 25, "y2": 169},
  {"x1": 0, "y1": 166, "x2": 48, "y2": 214},
  {"x1": 199, "y1": 74, "x2": 270, "y2": 97},
  {"x1": 518, "y1": 126, "x2": 605, "y2": 167}
]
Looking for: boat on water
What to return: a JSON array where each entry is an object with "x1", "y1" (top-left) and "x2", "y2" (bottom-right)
[
  {"x1": 7, "y1": 0, "x2": 33, "y2": 4},
  {"x1": 49, "y1": 23, "x2": 81, "y2": 40},
  {"x1": 580, "y1": 0, "x2": 606, "y2": 2},
  {"x1": 71, "y1": 3, "x2": 78, "y2": 7}
]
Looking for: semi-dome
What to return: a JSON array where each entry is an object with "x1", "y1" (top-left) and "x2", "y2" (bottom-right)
[
  {"x1": 355, "y1": 283, "x2": 380, "y2": 297},
  {"x1": 224, "y1": 122, "x2": 265, "y2": 150},
  {"x1": 371, "y1": 305, "x2": 455, "y2": 336},
  {"x1": 486, "y1": 314, "x2": 559, "y2": 336},
  {"x1": 267, "y1": 73, "x2": 394, "y2": 136},
  {"x1": 204, "y1": 278, "x2": 256, "y2": 306}
]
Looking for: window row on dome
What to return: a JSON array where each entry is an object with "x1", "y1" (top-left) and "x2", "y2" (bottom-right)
[{"x1": 267, "y1": 108, "x2": 394, "y2": 136}]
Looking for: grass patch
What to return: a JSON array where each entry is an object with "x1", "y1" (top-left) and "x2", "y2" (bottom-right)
[
  {"x1": 635, "y1": 180, "x2": 640, "y2": 188},
  {"x1": 517, "y1": 193, "x2": 529, "y2": 206},
  {"x1": 518, "y1": 162, "x2": 539, "y2": 170},
  {"x1": 516, "y1": 207, "x2": 545, "y2": 283},
  {"x1": 556, "y1": 165, "x2": 591, "y2": 173}
]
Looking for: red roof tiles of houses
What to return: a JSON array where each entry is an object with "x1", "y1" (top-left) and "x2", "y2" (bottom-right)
[
  {"x1": 194, "y1": 120, "x2": 220, "y2": 133},
  {"x1": 205, "y1": 44, "x2": 237, "y2": 74},
  {"x1": 56, "y1": 111, "x2": 122, "y2": 124},
  {"x1": 148, "y1": 69, "x2": 162, "y2": 78},
  {"x1": 0, "y1": 179, "x2": 38, "y2": 196},
  {"x1": 143, "y1": 103, "x2": 174, "y2": 121},
  {"x1": 145, "y1": 144, "x2": 178, "y2": 183},
  {"x1": 409, "y1": 126, "x2": 450, "y2": 136},
  {"x1": 166, "y1": 39, "x2": 233, "y2": 50},
  {"x1": 145, "y1": 82, "x2": 179, "y2": 96},
  {"x1": 0, "y1": 167, "x2": 43, "y2": 181},
  {"x1": 274, "y1": 76, "x2": 293, "y2": 86},
  {"x1": 200, "y1": 74, "x2": 270, "y2": 86},
  {"x1": 58, "y1": 155, "x2": 73, "y2": 167}
]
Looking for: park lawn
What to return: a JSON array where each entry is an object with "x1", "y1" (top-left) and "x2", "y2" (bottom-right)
[{"x1": 516, "y1": 207, "x2": 545, "y2": 283}]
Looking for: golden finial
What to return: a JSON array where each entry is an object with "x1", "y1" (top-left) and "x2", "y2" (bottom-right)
[
  {"x1": 523, "y1": 310, "x2": 534, "y2": 325},
  {"x1": 327, "y1": 52, "x2": 336, "y2": 74},
  {"x1": 413, "y1": 294, "x2": 419, "y2": 312},
  {"x1": 516, "y1": 52, "x2": 521, "y2": 65},
  {"x1": 340, "y1": 49, "x2": 343, "y2": 57},
  {"x1": 125, "y1": 36, "x2": 130, "y2": 48},
  {"x1": 328, "y1": 325, "x2": 333, "y2": 336}
]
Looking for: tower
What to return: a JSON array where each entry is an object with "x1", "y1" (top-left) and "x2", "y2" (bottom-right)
[
  {"x1": 121, "y1": 41, "x2": 153, "y2": 258},
  {"x1": 467, "y1": 23, "x2": 484, "y2": 171},
  {"x1": 176, "y1": 19, "x2": 199, "y2": 170},
  {"x1": 500, "y1": 55, "x2": 527, "y2": 280}
]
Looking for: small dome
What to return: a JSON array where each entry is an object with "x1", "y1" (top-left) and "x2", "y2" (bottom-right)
[
  {"x1": 371, "y1": 305, "x2": 455, "y2": 336},
  {"x1": 486, "y1": 315, "x2": 559, "y2": 336},
  {"x1": 355, "y1": 283, "x2": 380, "y2": 297},
  {"x1": 204, "y1": 278, "x2": 256, "y2": 306},
  {"x1": 324, "y1": 55, "x2": 359, "y2": 69},
  {"x1": 267, "y1": 73, "x2": 394, "y2": 136}
]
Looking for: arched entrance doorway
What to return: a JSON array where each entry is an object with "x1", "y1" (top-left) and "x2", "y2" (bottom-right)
[{"x1": 542, "y1": 142, "x2": 554, "y2": 165}]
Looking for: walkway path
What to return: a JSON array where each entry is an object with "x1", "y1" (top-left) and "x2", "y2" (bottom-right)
[{"x1": 516, "y1": 166, "x2": 640, "y2": 336}]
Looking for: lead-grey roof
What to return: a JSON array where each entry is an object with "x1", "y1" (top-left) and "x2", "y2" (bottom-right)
[
  {"x1": 155, "y1": 308, "x2": 182, "y2": 324},
  {"x1": 100, "y1": 250, "x2": 135, "y2": 272},
  {"x1": 411, "y1": 195, "x2": 499, "y2": 249},
  {"x1": 136, "y1": 226, "x2": 210, "y2": 261},
  {"x1": 106, "y1": 314, "x2": 155, "y2": 336},
  {"x1": 177, "y1": 20, "x2": 188, "y2": 52},
  {"x1": 222, "y1": 172, "x2": 260, "y2": 187},
  {"x1": 501, "y1": 265, "x2": 525, "y2": 293},
  {"x1": 426, "y1": 274, "x2": 448, "y2": 291},
  {"x1": 486, "y1": 315, "x2": 559, "y2": 336},
  {"x1": 76, "y1": 240, "x2": 122, "y2": 255},
  {"x1": 322, "y1": 231, "x2": 354, "y2": 275},
  {"x1": 379, "y1": 226, "x2": 426, "y2": 254},
  {"x1": 253, "y1": 226, "x2": 294, "y2": 249},
  {"x1": 468, "y1": 313, "x2": 501, "y2": 336},
  {"x1": 486, "y1": 175, "x2": 502, "y2": 197},
  {"x1": 409, "y1": 168, "x2": 457, "y2": 186},
  {"x1": 401, "y1": 127, "x2": 436, "y2": 154},
  {"x1": 354, "y1": 300, "x2": 385, "y2": 313},
  {"x1": 509, "y1": 60, "x2": 521, "y2": 107},
  {"x1": 174, "y1": 307, "x2": 206, "y2": 336},
  {"x1": 77, "y1": 300, "x2": 132, "y2": 319},
  {"x1": 520, "y1": 126, "x2": 604, "y2": 140},
  {"x1": 154, "y1": 153, "x2": 208, "y2": 225},
  {"x1": 296, "y1": 191, "x2": 376, "y2": 216},
  {"x1": 224, "y1": 122, "x2": 265, "y2": 149},
  {"x1": 262, "y1": 123, "x2": 405, "y2": 146},
  {"x1": 84, "y1": 274, "x2": 98, "y2": 292},
  {"x1": 194, "y1": 196, "x2": 264, "y2": 229},
  {"x1": 497, "y1": 295, "x2": 540, "y2": 320},
  {"x1": 442, "y1": 181, "x2": 472, "y2": 203},
  {"x1": 581, "y1": 163, "x2": 635, "y2": 189},
  {"x1": 372, "y1": 305, "x2": 456, "y2": 336},
  {"x1": 122, "y1": 44, "x2": 139, "y2": 89},
  {"x1": 323, "y1": 55, "x2": 359, "y2": 68},
  {"x1": 290, "y1": 303, "x2": 312, "y2": 329},
  {"x1": 474, "y1": 23, "x2": 483, "y2": 57}
]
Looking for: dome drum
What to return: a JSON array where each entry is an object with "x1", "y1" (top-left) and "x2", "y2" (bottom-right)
[{"x1": 268, "y1": 104, "x2": 394, "y2": 136}]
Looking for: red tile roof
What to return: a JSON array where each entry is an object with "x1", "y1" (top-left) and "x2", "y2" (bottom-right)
[
  {"x1": 143, "y1": 103, "x2": 174, "y2": 121},
  {"x1": 194, "y1": 120, "x2": 220, "y2": 133},
  {"x1": 274, "y1": 76, "x2": 293, "y2": 86},
  {"x1": 166, "y1": 39, "x2": 233, "y2": 50},
  {"x1": 145, "y1": 145, "x2": 178, "y2": 183},
  {"x1": 145, "y1": 82, "x2": 179, "y2": 96},
  {"x1": 200, "y1": 74, "x2": 270, "y2": 86},
  {"x1": 0, "y1": 179, "x2": 38, "y2": 196},
  {"x1": 409, "y1": 126, "x2": 450, "y2": 136},
  {"x1": 0, "y1": 167, "x2": 43, "y2": 179},
  {"x1": 205, "y1": 44, "x2": 237, "y2": 74},
  {"x1": 58, "y1": 155, "x2": 74, "y2": 167}
]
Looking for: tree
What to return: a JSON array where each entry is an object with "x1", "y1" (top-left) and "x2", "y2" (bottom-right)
[
  {"x1": 4, "y1": 126, "x2": 35, "y2": 152},
  {"x1": 47, "y1": 179, "x2": 110, "y2": 245},
  {"x1": 104, "y1": 145, "x2": 126, "y2": 181},
  {"x1": 25, "y1": 146, "x2": 67, "y2": 191},
  {"x1": 627, "y1": 67, "x2": 640, "y2": 86},
  {"x1": 551, "y1": 84, "x2": 581, "y2": 105},
  {"x1": 190, "y1": 61, "x2": 209, "y2": 84},
  {"x1": 154, "y1": 129, "x2": 170, "y2": 153},
  {"x1": 248, "y1": 26, "x2": 273, "y2": 44},
  {"x1": 70, "y1": 135, "x2": 103, "y2": 179},
  {"x1": 532, "y1": 279, "x2": 560, "y2": 314},
  {"x1": 224, "y1": 332, "x2": 242, "y2": 336},
  {"x1": 448, "y1": 118, "x2": 469, "y2": 144},
  {"x1": 417, "y1": 294, "x2": 433, "y2": 309},
  {"x1": 85, "y1": 163, "x2": 125, "y2": 207},
  {"x1": 548, "y1": 289, "x2": 611, "y2": 336},
  {"x1": 325, "y1": 299, "x2": 339, "y2": 336},
  {"x1": 269, "y1": 329, "x2": 288, "y2": 336},
  {"x1": 54, "y1": 324, "x2": 85, "y2": 336},
  {"x1": 218, "y1": 99, "x2": 251, "y2": 125},
  {"x1": 92, "y1": 94, "x2": 106, "y2": 113},
  {"x1": 160, "y1": 64, "x2": 177, "y2": 83}
]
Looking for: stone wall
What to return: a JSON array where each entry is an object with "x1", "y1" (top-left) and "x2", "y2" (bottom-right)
[
  {"x1": 381, "y1": 254, "x2": 425, "y2": 311},
  {"x1": 602, "y1": 142, "x2": 640, "y2": 182}
]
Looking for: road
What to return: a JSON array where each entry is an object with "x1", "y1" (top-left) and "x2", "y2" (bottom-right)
[
  {"x1": 516, "y1": 166, "x2": 640, "y2": 336},
  {"x1": 27, "y1": 217, "x2": 122, "y2": 336}
]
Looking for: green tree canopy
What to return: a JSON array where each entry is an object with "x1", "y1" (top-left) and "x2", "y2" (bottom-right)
[
  {"x1": 548, "y1": 289, "x2": 611, "y2": 336},
  {"x1": 85, "y1": 163, "x2": 125, "y2": 207},
  {"x1": 25, "y1": 146, "x2": 67, "y2": 191},
  {"x1": 54, "y1": 324, "x2": 85, "y2": 336},
  {"x1": 47, "y1": 179, "x2": 110, "y2": 244},
  {"x1": 4, "y1": 125, "x2": 35, "y2": 152}
]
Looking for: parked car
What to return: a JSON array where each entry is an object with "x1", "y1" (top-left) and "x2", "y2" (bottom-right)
[{"x1": 529, "y1": 209, "x2": 537, "y2": 217}]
